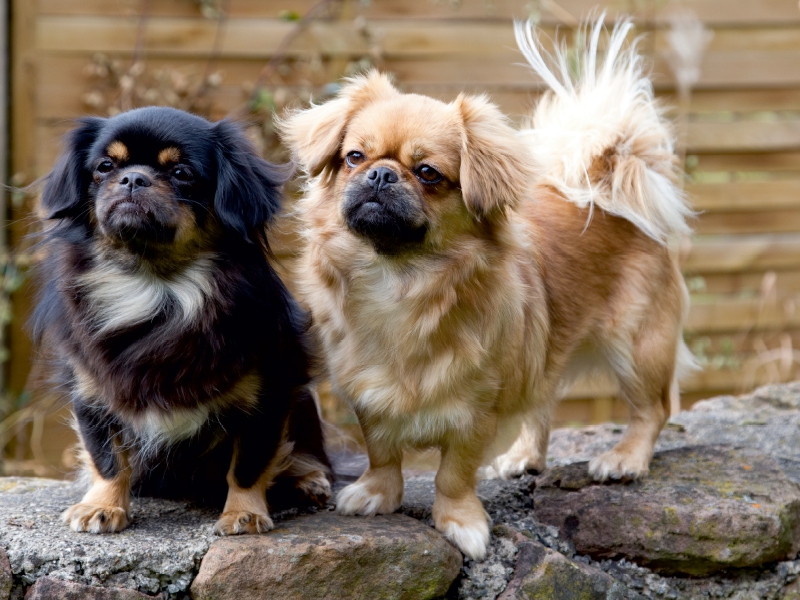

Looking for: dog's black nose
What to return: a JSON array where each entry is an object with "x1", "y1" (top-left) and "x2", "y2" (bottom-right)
[
  {"x1": 367, "y1": 166, "x2": 398, "y2": 191},
  {"x1": 118, "y1": 172, "x2": 152, "y2": 190}
]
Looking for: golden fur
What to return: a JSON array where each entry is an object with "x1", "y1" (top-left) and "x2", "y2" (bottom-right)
[{"x1": 280, "y1": 23, "x2": 692, "y2": 560}]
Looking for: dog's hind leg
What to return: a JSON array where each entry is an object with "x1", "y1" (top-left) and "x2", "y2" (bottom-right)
[
  {"x1": 489, "y1": 409, "x2": 550, "y2": 479},
  {"x1": 285, "y1": 388, "x2": 333, "y2": 506},
  {"x1": 336, "y1": 421, "x2": 404, "y2": 516},
  {"x1": 588, "y1": 330, "x2": 677, "y2": 482}
]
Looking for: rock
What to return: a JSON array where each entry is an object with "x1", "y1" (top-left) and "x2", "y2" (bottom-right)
[
  {"x1": 783, "y1": 579, "x2": 800, "y2": 600},
  {"x1": 534, "y1": 446, "x2": 800, "y2": 576},
  {"x1": 546, "y1": 381, "x2": 800, "y2": 474},
  {"x1": 0, "y1": 548, "x2": 11, "y2": 600},
  {"x1": 25, "y1": 576, "x2": 153, "y2": 599},
  {"x1": 498, "y1": 536, "x2": 623, "y2": 600},
  {"x1": 190, "y1": 511, "x2": 461, "y2": 600},
  {"x1": 0, "y1": 476, "x2": 219, "y2": 597}
]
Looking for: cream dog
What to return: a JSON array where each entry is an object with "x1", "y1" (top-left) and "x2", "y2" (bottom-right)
[{"x1": 280, "y1": 18, "x2": 695, "y2": 559}]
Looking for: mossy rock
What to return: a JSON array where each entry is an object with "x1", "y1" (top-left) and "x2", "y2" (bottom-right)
[{"x1": 534, "y1": 446, "x2": 800, "y2": 576}]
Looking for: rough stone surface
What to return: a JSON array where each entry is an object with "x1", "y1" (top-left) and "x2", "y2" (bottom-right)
[
  {"x1": 25, "y1": 576, "x2": 153, "y2": 599},
  {"x1": 534, "y1": 446, "x2": 800, "y2": 575},
  {"x1": 0, "y1": 477, "x2": 218, "y2": 598},
  {"x1": 498, "y1": 533, "x2": 623, "y2": 600},
  {"x1": 0, "y1": 548, "x2": 11, "y2": 600},
  {"x1": 191, "y1": 512, "x2": 461, "y2": 600},
  {"x1": 547, "y1": 382, "x2": 800, "y2": 473},
  {"x1": 6, "y1": 382, "x2": 800, "y2": 599}
]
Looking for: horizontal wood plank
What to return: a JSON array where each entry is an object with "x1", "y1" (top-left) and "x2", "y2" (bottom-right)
[
  {"x1": 34, "y1": 17, "x2": 800, "y2": 88},
  {"x1": 687, "y1": 296, "x2": 800, "y2": 333},
  {"x1": 694, "y1": 210, "x2": 800, "y2": 235},
  {"x1": 687, "y1": 120, "x2": 800, "y2": 154},
  {"x1": 689, "y1": 180, "x2": 800, "y2": 212},
  {"x1": 562, "y1": 360, "x2": 800, "y2": 400},
  {"x1": 688, "y1": 153, "x2": 800, "y2": 173},
  {"x1": 37, "y1": 0, "x2": 800, "y2": 26},
  {"x1": 684, "y1": 234, "x2": 800, "y2": 273},
  {"x1": 695, "y1": 269, "x2": 800, "y2": 295}
]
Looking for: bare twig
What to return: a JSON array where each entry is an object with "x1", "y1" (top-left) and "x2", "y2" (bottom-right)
[
  {"x1": 226, "y1": 0, "x2": 342, "y2": 120},
  {"x1": 188, "y1": 0, "x2": 230, "y2": 112},
  {"x1": 664, "y1": 9, "x2": 713, "y2": 172},
  {"x1": 117, "y1": 0, "x2": 152, "y2": 111}
]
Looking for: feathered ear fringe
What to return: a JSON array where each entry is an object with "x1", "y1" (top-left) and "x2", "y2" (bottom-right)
[
  {"x1": 515, "y1": 14, "x2": 695, "y2": 243},
  {"x1": 277, "y1": 71, "x2": 399, "y2": 179},
  {"x1": 454, "y1": 93, "x2": 538, "y2": 220}
]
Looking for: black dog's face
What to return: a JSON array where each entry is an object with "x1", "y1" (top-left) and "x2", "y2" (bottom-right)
[
  {"x1": 42, "y1": 106, "x2": 290, "y2": 258},
  {"x1": 89, "y1": 133, "x2": 211, "y2": 248}
]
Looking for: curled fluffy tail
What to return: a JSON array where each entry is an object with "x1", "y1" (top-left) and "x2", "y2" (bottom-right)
[{"x1": 515, "y1": 16, "x2": 693, "y2": 242}]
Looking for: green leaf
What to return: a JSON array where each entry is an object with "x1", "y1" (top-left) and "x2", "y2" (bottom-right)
[{"x1": 278, "y1": 10, "x2": 302, "y2": 22}]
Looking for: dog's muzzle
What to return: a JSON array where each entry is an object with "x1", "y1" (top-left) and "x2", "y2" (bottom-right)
[{"x1": 343, "y1": 167, "x2": 427, "y2": 254}]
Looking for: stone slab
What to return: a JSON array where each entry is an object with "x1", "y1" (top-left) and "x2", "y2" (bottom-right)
[
  {"x1": 0, "y1": 548, "x2": 10, "y2": 600},
  {"x1": 190, "y1": 511, "x2": 462, "y2": 600},
  {"x1": 25, "y1": 576, "x2": 153, "y2": 599},
  {"x1": 499, "y1": 536, "x2": 623, "y2": 600},
  {"x1": 0, "y1": 477, "x2": 218, "y2": 597},
  {"x1": 534, "y1": 446, "x2": 800, "y2": 575}
]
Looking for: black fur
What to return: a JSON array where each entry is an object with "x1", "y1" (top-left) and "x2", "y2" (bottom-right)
[
  {"x1": 31, "y1": 107, "x2": 330, "y2": 511},
  {"x1": 343, "y1": 168, "x2": 428, "y2": 255}
]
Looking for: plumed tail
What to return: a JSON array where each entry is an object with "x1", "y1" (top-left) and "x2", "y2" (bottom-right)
[{"x1": 515, "y1": 15, "x2": 694, "y2": 242}]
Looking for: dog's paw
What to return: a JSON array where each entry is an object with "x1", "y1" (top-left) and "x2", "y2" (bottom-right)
[
  {"x1": 62, "y1": 503, "x2": 129, "y2": 533},
  {"x1": 297, "y1": 470, "x2": 332, "y2": 506},
  {"x1": 213, "y1": 511, "x2": 273, "y2": 535},
  {"x1": 588, "y1": 449, "x2": 649, "y2": 482},
  {"x1": 436, "y1": 514, "x2": 491, "y2": 560},
  {"x1": 491, "y1": 453, "x2": 545, "y2": 480},
  {"x1": 336, "y1": 480, "x2": 401, "y2": 516}
]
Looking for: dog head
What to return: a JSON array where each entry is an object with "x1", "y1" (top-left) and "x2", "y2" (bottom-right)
[
  {"x1": 280, "y1": 72, "x2": 535, "y2": 255},
  {"x1": 41, "y1": 107, "x2": 290, "y2": 255}
]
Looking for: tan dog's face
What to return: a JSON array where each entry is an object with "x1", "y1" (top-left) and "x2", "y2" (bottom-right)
[
  {"x1": 338, "y1": 96, "x2": 465, "y2": 253},
  {"x1": 281, "y1": 72, "x2": 535, "y2": 255}
]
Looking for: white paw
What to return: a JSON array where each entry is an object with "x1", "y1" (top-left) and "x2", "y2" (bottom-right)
[
  {"x1": 336, "y1": 480, "x2": 401, "y2": 516},
  {"x1": 437, "y1": 516, "x2": 490, "y2": 560},
  {"x1": 588, "y1": 449, "x2": 649, "y2": 482},
  {"x1": 491, "y1": 453, "x2": 544, "y2": 480}
]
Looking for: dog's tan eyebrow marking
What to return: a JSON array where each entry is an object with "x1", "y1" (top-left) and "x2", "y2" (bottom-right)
[
  {"x1": 158, "y1": 147, "x2": 181, "y2": 165},
  {"x1": 362, "y1": 140, "x2": 376, "y2": 154},
  {"x1": 410, "y1": 148, "x2": 428, "y2": 163},
  {"x1": 106, "y1": 141, "x2": 129, "y2": 162}
]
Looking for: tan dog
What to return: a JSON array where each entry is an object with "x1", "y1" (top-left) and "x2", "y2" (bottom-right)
[{"x1": 280, "y1": 18, "x2": 695, "y2": 559}]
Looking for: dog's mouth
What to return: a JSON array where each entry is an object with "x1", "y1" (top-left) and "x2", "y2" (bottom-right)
[
  {"x1": 98, "y1": 193, "x2": 178, "y2": 246},
  {"x1": 342, "y1": 189, "x2": 427, "y2": 255}
]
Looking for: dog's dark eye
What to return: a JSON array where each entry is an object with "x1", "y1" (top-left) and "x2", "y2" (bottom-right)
[
  {"x1": 415, "y1": 165, "x2": 443, "y2": 185},
  {"x1": 346, "y1": 151, "x2": 366, "y2": 168},
  {"x1": 171, "y1": 167, "x2": 194, "y2": 182},
  {"x1": 96, "y1": 160, "x2": 115, "y2": 174}
]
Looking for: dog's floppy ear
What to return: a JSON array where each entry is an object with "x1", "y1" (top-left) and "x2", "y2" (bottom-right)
[
  {"x1": 213, "y1": 119, "x2": 292, "y2": 241},
  {"x1": 40, "y1": 117, "x2": 104, "y2": 220},
  {"x1": 454, "y1": 94, "x2": 535, "y2": 219},
  {"x1": 279, "y1": 71, "x2": 399, "y2": 178}
]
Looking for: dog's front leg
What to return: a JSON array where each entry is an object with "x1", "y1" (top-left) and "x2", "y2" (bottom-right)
[
  {"x1": 433, "y1": 420, "x2": 496, "y2": 560},
  {"x1": 214, "y1": 409, "x2": 294, "y2": 536},
  {"x1": 336, "y1": 425, "x2": 403, "y2": 516},
  {"x1": 63, "y1": 401, "x2": 131, "y2": 533}
]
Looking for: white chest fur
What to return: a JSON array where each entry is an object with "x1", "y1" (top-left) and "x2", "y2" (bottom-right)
[
  {"x1": 311, "y1": 253, "x2": 516, "y2": 444},
  {"x1": 127, "y1": 405, "x2": 212, "y2": 458},
  {"x1": 77, "y1": 257, "x2": 217, "y2": 334}
]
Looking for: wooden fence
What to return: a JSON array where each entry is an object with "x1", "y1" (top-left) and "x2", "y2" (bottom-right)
[{"x1": 8, "y1": 0, "x2": 800, "y2": 467}]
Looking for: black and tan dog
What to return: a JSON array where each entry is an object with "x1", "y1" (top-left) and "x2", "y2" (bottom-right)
[{"x1": 31, "y1": 107, "x2": 331, "y2": 535}]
